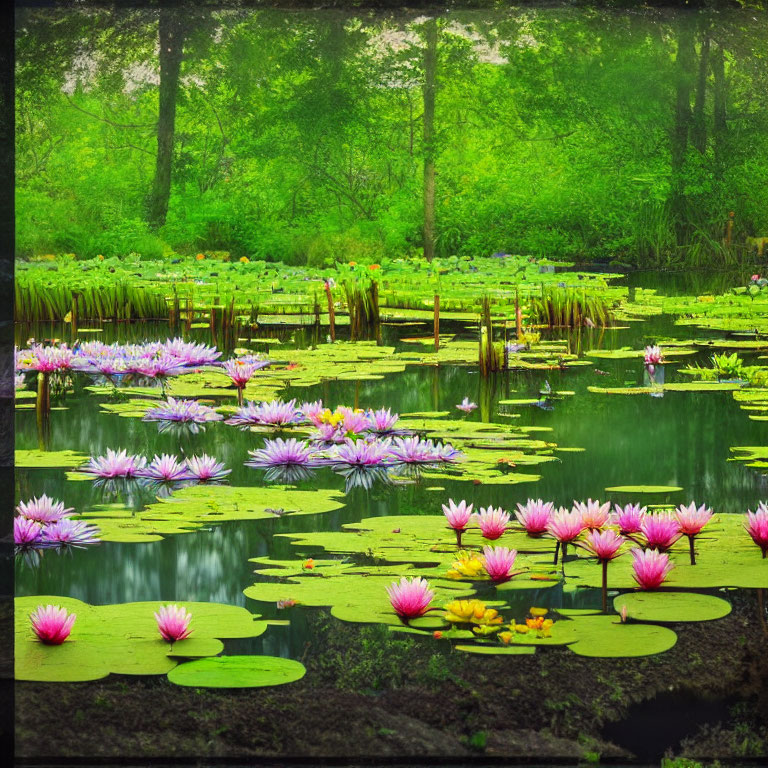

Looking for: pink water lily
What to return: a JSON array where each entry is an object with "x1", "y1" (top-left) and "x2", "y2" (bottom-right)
[
  {"x1": 332, "y1": 438, "x2": 392, "y2": 467},
  {"x1": 456, "y1": 397, "x2": 477, "y2": 414},
  {"x1": 573, "y1": 498, "x2": 611, "y2": 530},
  {"x1": 18, "y1": 344, "x2": 74, "y2": 373},
  {"x1": 81, "y1": 449, "x2": 147, "y2": 479},
  {"x1": 474, "y1": 506, "x2": 510, "y2": 540},
  {"x1": 16, "y1": 494, "x2": 73, "y2": 523},
  {"x1": 482, "y1": 545, "x2": 518, "y2": 583},
  {"x1": 247, "y1": 438, "x2": 320, "y2": 467},
  {"x1": 154, "y1": 604, "x2": 193, "y2": 643},
  {"x1": 300, "y1": 400, "x2": 326, "y2": 426},
  {"x1": 223, "y1": 358, "x2": 260, "y2": 388},
  {"x1": 338, "y1": 408, "x2": 370, "y2": 435},
  {"x1": 547, "y1": 507, "x2": 585, "y2": 565},
  {"x1": 386, "y1": 576, "x2": 434, "y2": 621},
  {"x1": 631, "y1": 548, "x2": 674, "y2": 590},
  {"x1": 675, "y1": 502, "x2": 713, "y2": 564},
  {"x1": 367, "y1": 407, "x2": 400, "y2": 434},
  {"x1": 640, "y1": 512, "x2": 681, "y2": 551},
  {"x1": 390, "y1": 436, "x2": 461, "y2": 464},
  {"x1": 143, "y1": 397, "x2": 223, "y2": 424},
  {"x1": 442, "y1": 499, "x2": 473, "y2": 546},
  {"x1": 745, "y1": 503, "x2": 768, "y2": 558},
  {"x1": 612, "y1": 503, "x2": 647, "y2": 534},
  {"x1": 42, "y1": 518, "x2": 101, "y2": 546},
  {"x1": 184, "y1": 454, "x2": 231, "y2": 482},
  {"x1": 313, "y1": 422, "x2": 346, "y2": 444},
  {"x1": 515, "y1": 498, "x2": 554, "y2": 535},
  {"x1": 30, "y1": 605, "x2": 76, "y2": 644},
  {"x1": 644, "y1": 345, "x2": 664, "y2": 365},
  {"x1": 226, "y1": 399, "x2": 300, "y2": 427}
]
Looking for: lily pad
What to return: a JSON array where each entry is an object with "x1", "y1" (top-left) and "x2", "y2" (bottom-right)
[
  {"x1": 167, "y1": 655, "x2": 306, "y2": 688},
  {"x1": 605, "y1": 485, "x2": 683, "y2": 494},
  {"x1": 15, "y1": 449, "x2": 89, "y2": 468},
  {"x1": 613, "y1": 592, "x2": 731, "y2": 622},
  {"x1": 564, "y1": 615, "x2": 677, "y2": 657}
]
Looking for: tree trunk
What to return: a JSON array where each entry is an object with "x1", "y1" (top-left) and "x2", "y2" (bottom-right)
[
  {"x1": 148, "y1": 10, "x2": 185, "y2": 229},
  {"x1": 670, "y1": 16, "x2": 695, "y2": 246},
  {"x1": 712, "y1": 42, "x2": 727, "y2": 177},
  {"x1": 691, "y1": 33, "x2": 710, "y2": 154},
  {"x1": 422, "y1": 17, "x2": 437, "y2": 263}
]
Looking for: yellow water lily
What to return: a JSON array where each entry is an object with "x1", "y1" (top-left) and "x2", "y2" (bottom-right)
[
  {"x1": 445, "y1": 551, "x2": 485, "y2": 580},
  {"x1": 444, "y1": 599, "x2": 503, "y2": 625},
  {"x1": 498, "y1": 631, "x2": 514, "y2": 645},
  {"x1": 529, "y1": 607, "x2": 549, "y2": 617},
  {"x1": 472, "y1": 624, "x2": 501, "y2": 636}
]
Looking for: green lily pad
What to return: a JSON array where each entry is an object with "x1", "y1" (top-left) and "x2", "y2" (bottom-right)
[
  {"x1": 565, "y1": 615, "x2": 677, "y2": 657},
  {"x1": 455, "y1": 644, "x2": 536, "y2": 655},
  {"x1": 613, "y1": 592, "x2": 731, "y2": 622},
  {"x1": 15, "y1": 449, "x2": 89, "y2": 468},
  {"x1": 167, "y1": 655, "x2": 306, "y2": 688},
  {"x1": 605, "y1": 485, "x2": 683, "y2": 494}
]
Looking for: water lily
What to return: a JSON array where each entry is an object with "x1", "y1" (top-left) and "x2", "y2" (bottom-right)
[
  {"x1": 389, "y1": 436, "x2": 461, "y2": 464},
  {"x1": 386, "y1": 576, "x2": 434, "y2": 621},
  {"x1": 744, "y1": 503, "x2": 768, "y2": 558},
  {"x1": 14, "y1": 517, "x2": 43, "y2": 545},
  {"x1": 573, "y1": 498, "x2": 611, "y2": 530},
  {"x1": 30, "y1": 605, "x2": 76, "y2": 645},
  {"x1": 16, "y1": 494, "x2": 73, "y2": 523},
  {"x1": 442, "y1": 499, "x2": 473, "y2": 547},
  {"x1": 42, "y1": 518, "x2": 101, "y2": 546},
  {"x1": 612, "y1": 503, "x2": 647, "y2": 534},
  {"x1": 482, "y1": 545, "x2": 518, "y2": 583},
  {"x1": 456, "y1": 397, "x2": 477, "y2": 414},
  {"x1": 446, "y1": 550, "x2": 485, "y2": 579},
  {"x1": 81, "y1": 449, "x2": 147, "y2": 478},
  {"x1": 223, "y1": 359, "x2": 261, "y2": 404},
  {"x1": 474, "y1": 506, "x2": 510, "y2": 540},
  {"x1": 337, "y1": 407, "x2": 370, "y2": 435},
  {"x1": 367, "y1": 407, "x2": 400, "y2": 434},
  {"x1": 184, "y1": 454, "x2": 231, "y2": 482},
  {"x1": 139, "y1": 454, "x2": 194, "y2": 483},
  {"x1": 547, "y1": 507, "x2": 585, "y2": 565},
  {"x1": 644, "y1": 345, "x2": 664, "y2": 366},
  {"x1": 332, "y1": 438, "x2": 392, "y2": 467},
  {"x1": 576, "y1": 529, "x2": 626, "y2": 612},
  {"x1": 515, "y1": 498, "x2": 554, "y2": 535},
  {"x1": 143, "y1": 397, "x2": 223, "y2": 425},
  {"x1": 675, "y1": 502, "x2": 713, "y2": 564},
  {"x1": 154, "y1": 604, "x2": 193, "y2": 643},
  {"x1": 226, "y1": 399, "x2": 300, "y2": 427},
  {"x1": 631, "y1": 548, "x2": 674, "y2": 590},
  {"x1": 640, "y1": 512, "x2": 681, "y2": 551},
  {"x1": 246, "y1": 438, "x2": 320, "y2": 467},
  {"x1": 299, "y1": 400, "x2": 326, "y2": 426},
  {"x1": 444, "y1": 599, "x2": 502, "y2": 626}
]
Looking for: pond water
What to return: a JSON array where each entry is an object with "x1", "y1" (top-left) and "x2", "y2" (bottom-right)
[{"x1": 14, "y1": 274, "x2": 768, "y2": 668}]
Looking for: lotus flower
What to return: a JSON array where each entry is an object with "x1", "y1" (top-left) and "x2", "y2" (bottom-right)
[
  {"x1": 631, "y1": 548, "x2": 674, "y2": 590},
  {"x1": 547, "y1": 507, "x2": 585, "y2": 565},
  {"x1": 744, "y1": 503, "x2": 768, "y2": 557},
  {"x1": 640, "y1": 512, "x2": 681, "y2": 551},
  {"x1": 644, "y1": 345, "x2": 663, "y2": 365},
  {"x1": 158, "y1": 339, "x2": 221, "y2": 366},
  {"x1": 675, "y1": 502, "x2": 713, "y2": 564},
  {"x1": 81, "y1": 449, "x2": 147, "y2": 478},
  {"x1": 474, "y1": 506, "x2": 510, "y2": 540},
  {"x1": 30, "y1": 605, "x2": 76, "y2": 644},
  {"x1": 43, "y1": 519, "x2": 101, "y2": 546},
  {"x1": 14, "y1": 517, "x2": 42, "y2": 545},
  {"x1": 338, "y1": 408, "x2": 370, "y2": 435},
  {"x1": 128, "y1": 353, "x2": 186, "y2": 380},
  {"x1": 185, "y1": 454, "x2": 231, "y2": 482},
  {"x1": 139, "y1": 454, "x2": 194, "y2": 483},
  {"x1": 577, "y1": 529, "x2": 626, "y2": 612},
  {"x1": 515, "y1": 499, "x2": 554, "y2": 535},
  {"x1": 390, "y1": 436, "x2": 461, "y2": 464},
  {"x1": 386, "y1": 576, "x2": 434, "y2": 621},
  {"x1": 573, "y1": 498, "x2": 611, "y2": 530},
  {"x1": 482, "y1": 545, "x2": 518, "y2": 582},
  {"x1": 19, "y1": 344, "x2": 74, "y2": 373},
  {"x1": 223, "y1": 358, "x2": 260, "y2": 388},
  {"x1": 143, "y1": 397, "x2": 223, "y2": 425},
  {"x1": 299, "y1": 400, "x2": 325, "y2": 426},
  {"x1": 16, "y1": 494, "x2": 73, "y2": 523},
  {"x1": 442, "y1": 499, "x2": 473, "y2": 546},
  {"x1": 612, "y1": 503, "x2": 647, "y2": 534},
  {"x1": 226, "y1": 399, "x2": 299, "y2": 427},
  {"x1": 367, "y1": 407, "x2": 400, "y2": 434},
  {"x1": 246, "y1": 438, "x2": 319, "y2": 467},
  {"x1": 313, "y1": 422, "x2": 346, "y2": 444},
  {"x1": 154, "y1": 604, "x2": 193, "y2": 643},
  {"x1": 332, "y1": 438, "x2": 391, "y2": 467},
  {"x1": 456, "y1": 397, "x2": 477, "y2": 414}
]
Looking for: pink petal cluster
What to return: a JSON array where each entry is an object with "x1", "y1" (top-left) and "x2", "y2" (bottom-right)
[
  {"x1": 640, "y1": 512, "x2": 681, "y2": 551},
  {"x1": 154, "y1": 604, "x2": 193, "y2": 643},
  {"x1": 333, "y1": 438, "x2": 392, "y2": 467},
  {"x1": 30, "y1": 605, "x2": 76, "y2": 644},
  {"x1": 14, "y1": 517, "x2": 43, "y2": 545},
  {"x1": 573, "y1": 499, "x2": 611, "y2": 530},
  {"x1": 482, "y1": 545, "x2": 518, "y2": 582},
  {"x1": 579, "y1": 529, "x2": 625, "y2": 561},
  {"x1": 386, "y1": 576, "x2": 434, "y2": 620},
  {"x1": 644, "y1": 345, "x2": 663, "y2": 365},
  {"x1": 612, "y1": 503, "x2": 646, "y2": 534},
  {"x1": 367, "y1": 407, "x2": 400, "y2": 434},
  {"x1": 223, "y1": 358, "x2": 260, "y2": 388},
  {"x1": 16, "y1": 494, "x2": 73, "y2": 523},
  {"x1": 515, "y1": 499, "x2": 554, "y2": 535},
  {"x1": 675, "y1": 502, "x2": 713, "y2": 535},
  {"x1": 442, "y1": 499, "x2": 473, "y2": 531},
  {"x1": 300, "y1": 400, "x2": 326, "y2": 426},
  {"x1": 184, "y1": 454, "x2": 231, "y2": 482},
  {"x1": 474, "y1": 506, "x2": 510, "y2": 540},
  {"x1": 82, "y1": 449, "x2": 146, "y2": 478},
  {"x1": 547, "y1": 507, "x2": 585, "y2": 543},
  {"x1": 745, "y1": 503, "x2": 768, "y2": 557},
  {"x1": 631, "y1": 549, "x2": 674, "y2": 590},
  {"x1": 456, "y1": 398, "x2": 477, "y2": 413},
  {"x1": 139, "y1": 454, "x2": 194, "y2": 482}
]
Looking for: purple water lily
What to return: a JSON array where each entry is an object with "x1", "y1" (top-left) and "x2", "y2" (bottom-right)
[
  {"x1": 313, "y1": 422, "x2": 347, "y2": 444},
  {"x1": 455, "y1": 398, "x2": 477, "y2": 414},
  {"x1": 389, "y1": 436, "x2": 461, "y2": 464},
  {"x1": 138, "y1": 454, "x2": 195, "y2": 483},
  {"x1": 300, "y1": 400, "x2": 325, "y2": 426},
  {"x1": 226, "y1": 399, "x2": 300, "y2": 427},
  {"x1": 143, "y1": 397, "x2": 223, "y2": 425},
  {"x1": 185, "y1": 454, "x2": 231, "y2": 482},
  {"x1": 81, "y1": 449, "x2": 147, "y2": 478},
  {"x1": 42, "y1": 518, "x2": 101, "y2": 546},
  {"x1": 16, "y1": 495, "x2": 74, "y2": 524},
  {"x1": 332, "y1": 438, "x2": 393, "y2": 467},
  {"x1": 246, "y1": 438, "x2": 321, "y2": 467},
  {"x1": 367, "y1": 407, "x2": 400, "y2": 434},
  {"x1": 14, "y1": 517, "x2": 43, "y2": 545},
  {"x1": 17, "y1": 344, "x2": 74, "y2": 373}
]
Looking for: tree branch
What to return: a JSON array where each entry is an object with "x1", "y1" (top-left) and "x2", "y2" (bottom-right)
[{"x1": 64, "y1": 93, "x2": 156, "y2": 130}]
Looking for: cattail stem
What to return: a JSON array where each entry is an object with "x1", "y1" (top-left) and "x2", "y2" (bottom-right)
[
  {"x1": 601, "y1": 560, "x2": 609, "y2": 613},
  {"x1": 688, "y1": 534, "x2": 696, "y2": 565}
]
